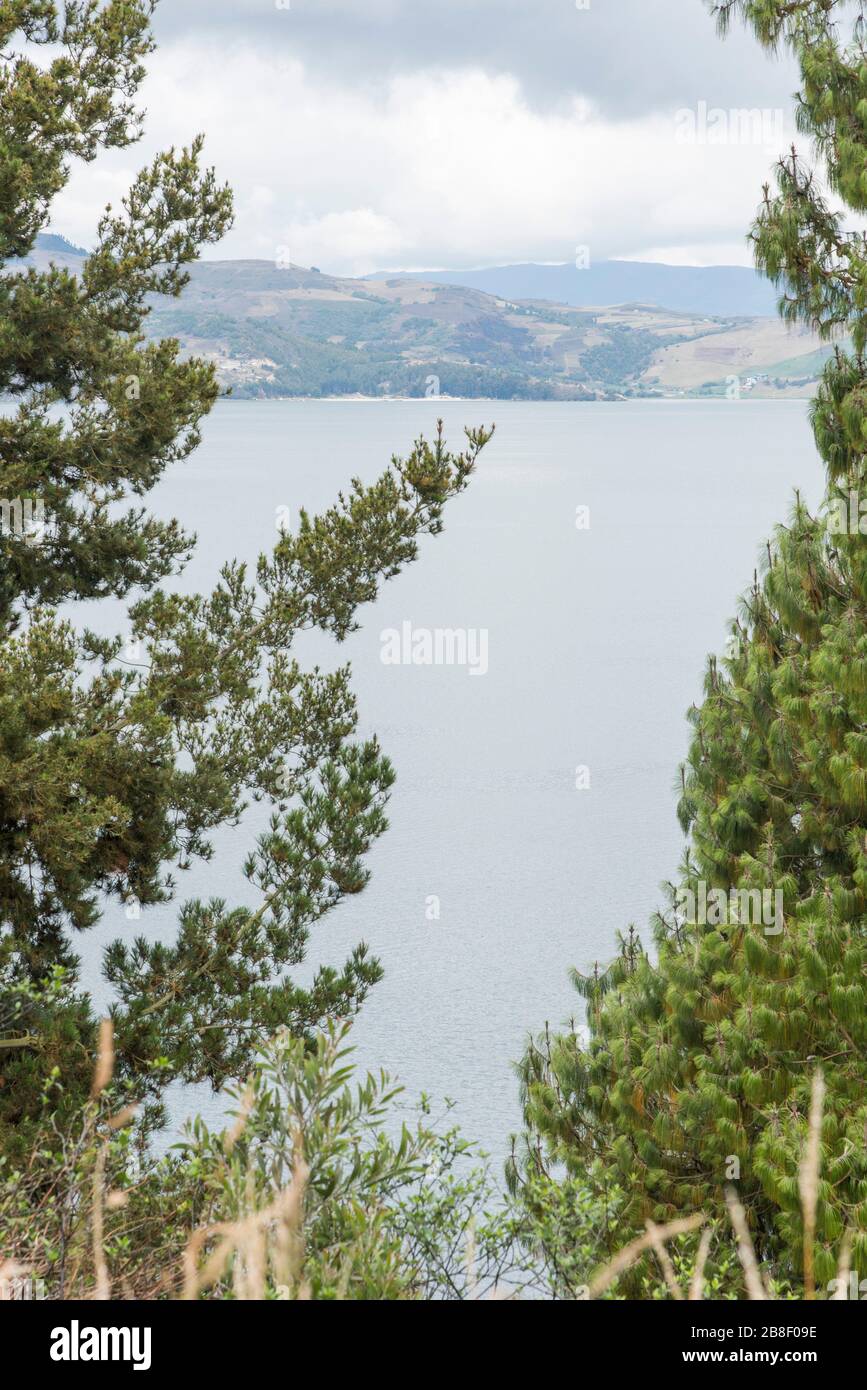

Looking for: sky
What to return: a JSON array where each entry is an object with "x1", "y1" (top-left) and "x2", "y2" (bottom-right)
[{"x1": 52, "y1": 0, "x2": 805, "y2": 276}]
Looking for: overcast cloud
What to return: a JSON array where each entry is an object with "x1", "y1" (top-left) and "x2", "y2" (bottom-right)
[{"x1": 51, "y1": 0, "x2": 804, "y2": 274}]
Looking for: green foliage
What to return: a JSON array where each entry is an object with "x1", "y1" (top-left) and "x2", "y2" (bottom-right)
[
  {"x1": 579, "y1": 325, "x2": 666, "y2": 385},
  {"x1": 0, "y1": 1021, "x2": 519, "y2": 1300},
  {"x1": 508, "y1": 1161, "x2": 628, "y2": 1300},
  {"x1": 515, "y1": 0, "x2": 867, "y2": 1298},
  {"x1": 180, "y1": 1022, "x2": 519, "y2": 1301},
  {"x1": 0, "y1": 2, "x2": 490, "y2": 1166}
]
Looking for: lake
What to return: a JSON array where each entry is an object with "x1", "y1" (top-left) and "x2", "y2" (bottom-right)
[{"x1": 79, "y1": 398, "x2": 825, "y2": 1164}]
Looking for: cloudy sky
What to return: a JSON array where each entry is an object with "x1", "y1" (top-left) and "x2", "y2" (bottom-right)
[{"x1": 53, "y1": 0, "x2": 804, "y2": 275}]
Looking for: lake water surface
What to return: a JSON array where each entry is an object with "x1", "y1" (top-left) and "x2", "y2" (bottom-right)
[{"x1": 80, "y1": 399, "x2": 825, "y2": 1162}]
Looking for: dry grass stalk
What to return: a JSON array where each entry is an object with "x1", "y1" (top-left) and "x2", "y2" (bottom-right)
[
  {"x1": 589, "y1": 1213, "x2": 704, "y2": 1298},
  {"x1": 724, "y1": 1187, "x2": 767, "y2": 1300},
  {"x1": 464, "y1": 1215, "x2": 478, "y2": 1300},
  {"x1": 0, "y1": 1260, "x2": 29, "y2": 1300},
  {"x1": 89, "y1": 1018, "x2": 116, "y2": 1301},
  {"x1": 92, "y1": 1141, "x2": 110, "y2": 1301},
  {"x1": 183, "y1": 1151, "x2": 310, "y2": 1301},
  {"x1": 269, "y1": 1128, "x2": 308, "y2": 1298},
  {"x1": 798, "y1": 1068, "x2": 825, "y2": 1301},
  {"x1": 831, "y1": 1229, "x2": 853, "y2": 1302},
  {"x1": 236, "y1": 1171, "x2": 266, "y2": 1300},
  {"x1": 107, "y1": 1104, "x2": 137, "y2": 1132},
  {"x1": 90, "y1": 1018, "x2": 115, "y2": 1099},
  {"x1": 645, "y1": 1219, "x2": 684, "y2": 1300},
  {"x1": 688, "y1": 1225, "x2": 714, "y2": 1301}
]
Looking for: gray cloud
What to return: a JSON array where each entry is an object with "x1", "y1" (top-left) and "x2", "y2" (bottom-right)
[
  {"x1": 53, "y1": 1, "x2": 807, "y2": 271},
  {"x1": 151, "y1": 0, "x2": 799, "y2": 119}
]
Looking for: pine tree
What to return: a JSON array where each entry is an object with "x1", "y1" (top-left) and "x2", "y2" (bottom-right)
[
  {"x1": 0, "y1": 2, "x2": 491, "y2": 1157},
  {"x1": 515, "y1": 0, "x2": 867, "y2": 1294}
]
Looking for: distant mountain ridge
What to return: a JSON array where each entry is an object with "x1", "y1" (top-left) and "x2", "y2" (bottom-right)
[
  {"x1": 371, "y1": 260, "x2": 779, "y2": 319},
  {"x1": 12, "y1": 238, "x2": 825, "y2": 399},
  {"x1": 33, "y1": 237, "x2": 777, "y2": 318},
  {"x1": 35, "y1": 233, "x2": 87, "y2": 258}
]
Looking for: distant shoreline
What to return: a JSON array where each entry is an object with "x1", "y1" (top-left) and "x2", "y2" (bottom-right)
[{"x1": 215, "y1": 392, "x2": 813, "y2": 404}]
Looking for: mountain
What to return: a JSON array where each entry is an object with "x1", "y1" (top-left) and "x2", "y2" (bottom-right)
[
  {"x1": 140, "y1": 261, "x2": 826, "y2": 399},
  {"x1": 372, "y1": 260, "x2": 779, "y2": 319},
  {"x1": 35, "y1": 233, "x2": 88, "y2": 258},
  {"x1": 142, "y1": 260, "x2": 635, "y2": 399},
  {"x1": 16, "y1": 232, "x2": 89, "y2": 275},
  {"x1": 10, "y1": 239, "x2": 828, "y2": 399}
]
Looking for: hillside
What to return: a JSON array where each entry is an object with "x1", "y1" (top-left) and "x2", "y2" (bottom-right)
[
  {"x1": 13, "y1": 237, "x2": 829, "y2": 399},
  {"x1": 140, "y1": 261, "x2": 830, "y2": 400}
]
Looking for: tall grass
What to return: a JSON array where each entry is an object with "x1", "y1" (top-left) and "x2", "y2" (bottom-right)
[{"x1": 0, "y1": 1026, "x2": 848, "y2": 1301}]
